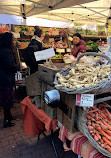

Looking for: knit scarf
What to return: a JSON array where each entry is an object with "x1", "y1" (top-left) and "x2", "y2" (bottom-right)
[{"x1": 31, "y1": 35, "x2": 42, "y2": 43}]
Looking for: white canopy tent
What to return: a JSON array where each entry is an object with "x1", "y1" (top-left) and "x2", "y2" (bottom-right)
[
  {"x1": 0, "y1": 0, "x2": 96, "y2": 17},
  {"x1": 27, "y1": 17, "x2": 70, "y2": 27},
  {"x1": 30, "y1": 0, "x2": 111, "y2": 26},
  {"x1": 0, "y1": 14, "x2": 24, "y2": 25},
  {"x1": 0, "y1": 14, "x2": 70, "y2": 27},
  {"x1": 0, "y1": 0, "x2": 110, "y2": 26}
]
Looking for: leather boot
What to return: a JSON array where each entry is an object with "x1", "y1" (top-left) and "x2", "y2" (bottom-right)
[{"x1": 3, "y1": 120, "x2": 15, "y2": 128}]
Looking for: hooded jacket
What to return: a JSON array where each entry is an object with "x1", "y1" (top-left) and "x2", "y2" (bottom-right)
[{"x1": 71, "y1": 40, "x2": 86, "y2": 57}]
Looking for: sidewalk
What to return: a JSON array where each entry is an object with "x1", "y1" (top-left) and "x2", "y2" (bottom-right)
[{"x1": 0, "y1": 102, "x2": 77, "y2": 158}]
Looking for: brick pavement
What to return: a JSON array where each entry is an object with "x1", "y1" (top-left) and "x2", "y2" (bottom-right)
[{"x1": 0, "y1": 102, "x2": 78, "y2": 158}]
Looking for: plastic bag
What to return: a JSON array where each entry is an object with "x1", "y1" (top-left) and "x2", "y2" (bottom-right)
[{"x1": 63, "y1": 55, "x2": 76, "y2": 63}]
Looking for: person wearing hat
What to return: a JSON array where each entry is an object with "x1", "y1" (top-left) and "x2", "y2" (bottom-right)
[{"x1": 71, "y1": 33, "x2": 86, "y2": 57}]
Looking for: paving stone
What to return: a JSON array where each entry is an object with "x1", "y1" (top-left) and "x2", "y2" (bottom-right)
[
  {"x1": 0, "y1": 102, "x2": 78, "y2": 158},
  {"x1": 1, "y1": 136, "x2": 15, "y2": 143},
  {"x1": 0, "y1": 147, "x2": 4, "y2": 154},
  {"x1": 0, "y1": 141, "x2": 9, "y2": 147}
]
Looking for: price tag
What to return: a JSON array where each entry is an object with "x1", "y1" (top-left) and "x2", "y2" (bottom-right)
[
  {"x1": 76, "y1": 94, "x2": 94, "y2": 107},
  {"x1": 56, "y1": 48, "x2": 65, "y2": 53},
  {"x1": 49, "y1": 38, "x2": 54, "y2": 42},
  {"x1": 66, "y1": 48, "x2": 71, "y2": 52}
]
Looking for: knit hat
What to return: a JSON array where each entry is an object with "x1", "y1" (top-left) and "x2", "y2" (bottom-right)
[
  {"x1": 73, "y1": 33, "x2": 81, "y2": 39},
  {"x1": 34, "y1": 26, "x2": 42, "y2": 37}
]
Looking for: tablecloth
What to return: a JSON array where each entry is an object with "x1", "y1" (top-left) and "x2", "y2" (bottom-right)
[
  {"x1": 59, "y1": 125, "x2": 107, "y2": 158},
  {"x1": 21, "y1": 96, "x2": 57, "y2": 136}
]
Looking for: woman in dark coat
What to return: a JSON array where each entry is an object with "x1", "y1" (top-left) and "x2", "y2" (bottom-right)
[
  {"x1": 0, "y1": 32, "x2": 20, "y2": 128},
  {"x1": 23, "y1": 26, "x2": 45, "y2": 74}
]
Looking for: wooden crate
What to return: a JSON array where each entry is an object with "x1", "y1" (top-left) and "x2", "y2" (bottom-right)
[
  {"x1": 39, "y1": 65, "x2": 77, "y2": 132},
  {"x1": 18, "y1": 42, "x2": 29, "y2": 49},
  {"x1": 40, "y1": 81, "x2": 57, "y2": 118},
  {"x1": 57, "y1": 92, "x2": 76, "y2": 133},
  {"x1": 38, "y1": 63, "x2": 69, "y2": 85},
  {"x1": 45, "y1": 103, "x2": 57, "y2": 119},
  {"x1": 39, "y1": 68, "x2": 76, "y2": 132},
  {"x1": 26, "y1": 71, "x2": 41, "y2": 96},
  {"x1": 51, "y1": 58, "x2": 64, "y2": 63}
]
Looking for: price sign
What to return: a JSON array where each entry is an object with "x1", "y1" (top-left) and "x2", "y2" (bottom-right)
[
  {"x1": 34, "y1": 48, "x2": 55, "y2": 61},
  {"x1": 76, "y1": 94, "x2": 94, "y2": 107}
]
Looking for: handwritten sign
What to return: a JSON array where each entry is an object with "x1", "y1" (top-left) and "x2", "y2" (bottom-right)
[
  {"x1": 34, "y1": 48, "x2": 55, "y2": 61},
  {"x1": 76, "y1": 94, "x2": 94, "y2": 107},
  {"x1": 49, "y1": 38, "x2": 54, "y2": 42},
  {"x1": 56, "y1": 48, "x2": 65, "y2": 53}
]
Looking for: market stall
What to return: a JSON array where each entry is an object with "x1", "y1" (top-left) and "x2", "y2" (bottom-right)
[
  {"x1": 10, "y1": 24, "x2": 72, "y2": 64},
  {"x1": 20, "y1": 49, "x2": 111, "y2": 158},
  {"x1": 1, "y1": 0, "x2": 111, "y2": 157},
  {"x1": 1, "y1": 21, "x2": 110, "y2": 157}
]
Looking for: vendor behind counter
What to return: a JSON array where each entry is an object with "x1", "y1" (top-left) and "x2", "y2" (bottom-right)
[
  {"x1": 23, "y1": 26, "x2": 45, "y2": 74},
  {"x1": 71, "y1": 33, "x2": 86, "y2": 57},
  {"x1": 63, "y1": 33, "x2": 86, "y2": 64}
]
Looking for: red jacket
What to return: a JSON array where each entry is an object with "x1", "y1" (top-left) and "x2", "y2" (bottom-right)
[{"x1": 71, "y1": 40, "x2": 86, "y2": 57}]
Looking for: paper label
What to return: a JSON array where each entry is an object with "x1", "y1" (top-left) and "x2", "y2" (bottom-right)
[
  {"x1": 76, "y1": 94, "x2": 94, "y2": 107},
  {"x1": 34, "y1": 48, "x2": 55, "y2": 61},
  {"x1": 56, "y1": 48, "x2": 65, "y2": 53},
  {"x1": 49, "y1": 38, "x2": 54, "y2": 42},
  {"x1": 66, "y1": 48, "x2": 71, "y2": 52}
]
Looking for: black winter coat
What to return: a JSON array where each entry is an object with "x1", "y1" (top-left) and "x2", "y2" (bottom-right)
[
  {"x1": 23, "y1": 39, "x2": 45, "y2": 74},
  {"x1": 0, "y1": 48, "x2": 20, "y2": 86}
]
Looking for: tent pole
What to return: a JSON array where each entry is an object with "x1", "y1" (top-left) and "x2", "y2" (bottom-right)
[
  {"x1": 22, "y1": 18, "x2": 26, "y2": 25},
  {"x1": 20, "y1": 4, "x2": 27, "y2": 25}
]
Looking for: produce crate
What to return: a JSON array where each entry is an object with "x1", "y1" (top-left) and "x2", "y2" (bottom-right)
[
  {"x1": 52, "y1": 30, "x2": 59, "y2": 35},
  {"x1": 39, "y1": 64, "x2": 76, "y2": 131},
  {"x1": 51, "y1": 58, "x2": 64, "y2": 63},
  {"x1": 40, "y1": 81, "x2": 57, "y2": 119},
  {"x1": 26, "y1": 71, "x2": 41, "y2": 96},
  {"x1": 44, "y1": 103, "x2": 57, "y2": 119},
  {"x1": 57, "y1": 92, "x2": 76, "y2": 133},
  {"x1": 38, "y1": 63, "x2": 69, "y2": 85},
  {"x1": 18, "y1": 42, "x2": 29, "y2": 49}
]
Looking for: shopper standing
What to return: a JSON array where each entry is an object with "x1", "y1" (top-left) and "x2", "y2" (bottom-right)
[
  {"x1": 0, "y1": 32, "x2": 20, "y2": 128},
  {"x1": 23, "y1": 26, "x2": 45, "y2": 74}
]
